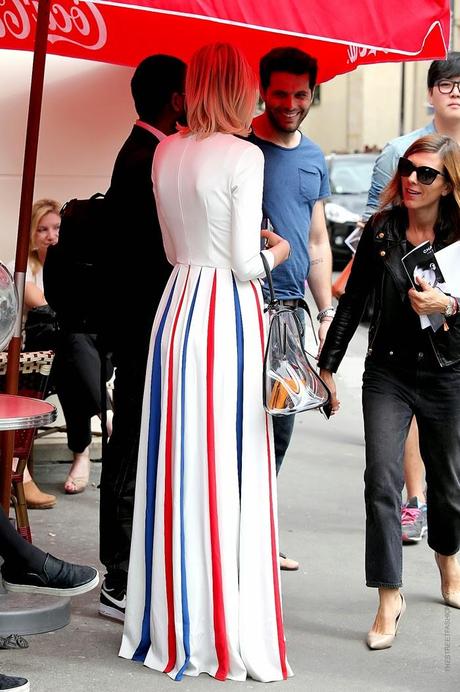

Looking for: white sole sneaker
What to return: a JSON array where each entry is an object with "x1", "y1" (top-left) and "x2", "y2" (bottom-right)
[
  {"x1": 4, "y1": 572, "x2": 99, "y2": 597},
  {"x1": 98, "y1": 602, "x2": 125, "y2": 622}
]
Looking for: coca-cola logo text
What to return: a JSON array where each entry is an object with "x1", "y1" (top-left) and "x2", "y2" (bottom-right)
[
  {"x1": 0, "y1": 0, "x2": 107, "y2": 51},
  {"x1": 347, "y1": 45, "x2": 379, "y2": 64}
]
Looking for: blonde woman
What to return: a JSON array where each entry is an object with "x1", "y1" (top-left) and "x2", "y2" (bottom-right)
[
  {"x1": 23, "y1": 199, "x2": 61, "y2": 320},
  {"x1": 10, "y1": 199, "x2": 112, "y2": 503},
  {"x1": 120, "y1": 44, "x2": 291, "y2": 682},
  {"x1": 8, "y1": 199, "x2": 61, "y2": 509}
]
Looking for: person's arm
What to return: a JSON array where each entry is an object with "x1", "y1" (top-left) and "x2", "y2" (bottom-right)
[
  {"x1": 306, "y1": 199, "x2": 333, "y2": 354},
  {"x1": 318, "y1": 218, "x2": 376, "y2": 374},
  {"x1": 362, "y1": 143, "x2": 399, "y2": 221},
  {"x1": 24, "y1": 281, "x2": 47, "y2": 311},
  {"x1": 231, "y1": 146, "x2": 289, "y2": 281}
]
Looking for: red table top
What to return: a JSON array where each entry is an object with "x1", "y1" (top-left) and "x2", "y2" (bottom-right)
[{"x1": 0, "y1": 394, "x2": 56, "y2": 431}]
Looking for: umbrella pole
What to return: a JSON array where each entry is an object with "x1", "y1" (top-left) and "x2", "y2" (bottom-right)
[{"x1": 0, "y1": 0, "x2": 51, "y2": 513}]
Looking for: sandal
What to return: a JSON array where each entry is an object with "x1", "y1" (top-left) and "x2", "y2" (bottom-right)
[
  {"x1": 64, "y1": 449, "x2": 90, "y2": 495},
  {"x1": 64, "y1": 475, "x2": 89, "y2": 495}
]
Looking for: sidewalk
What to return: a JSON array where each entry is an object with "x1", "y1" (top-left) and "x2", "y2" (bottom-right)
[{"x1": 2, "y1": 323, "x2": 459, "y2": 691}]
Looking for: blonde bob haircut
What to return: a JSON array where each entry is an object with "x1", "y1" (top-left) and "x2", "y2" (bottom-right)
[
  {"x1": 29, "y1": 198, "x2": 61, "y2": 275},
  {"x1": 182, "y1": 43, "x2": 258, "y2": 138}
]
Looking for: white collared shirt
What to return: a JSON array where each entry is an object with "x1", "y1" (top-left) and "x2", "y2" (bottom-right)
[{"x1": 135, "y1": 119, "x2": 167, "y2": 141}]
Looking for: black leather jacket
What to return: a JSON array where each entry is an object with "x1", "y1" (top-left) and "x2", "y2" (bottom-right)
[{"x1": 318, "y1": 208, "x2": 460, "y2": 373}]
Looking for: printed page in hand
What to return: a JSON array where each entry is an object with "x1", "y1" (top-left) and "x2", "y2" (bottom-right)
[
  {"x1": 401, "y1": 241, "x2": 446, "y2": 331},
  {"x1": 435, "y1": 240, "x2": 460, "y2": 296}
]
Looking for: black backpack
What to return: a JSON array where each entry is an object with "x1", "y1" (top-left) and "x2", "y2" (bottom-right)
[{"x1": 43, "y1": 193, "x2": 107, "y2": 334}]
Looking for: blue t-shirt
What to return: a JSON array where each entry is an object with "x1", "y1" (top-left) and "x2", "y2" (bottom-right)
[{"x1": 249, "y1": 132, "x2": 330, "y2": 299}]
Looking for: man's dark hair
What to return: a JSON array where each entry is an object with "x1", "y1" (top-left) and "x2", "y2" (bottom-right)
[
  {"x1": 427, "y1": 51, "x2": 460, "y2": 89},
  {"x1": 260, "y1": 47, "x2": 318, "y2": 91},
  {"x1": 131, "y1": 54, "x2": 186, "y2": 122}
]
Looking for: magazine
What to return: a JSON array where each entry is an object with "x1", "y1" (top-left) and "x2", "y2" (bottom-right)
[
  {"x1": 435, "y1": 240, "x2": 460, "y2": 296},
  {"x1": 401, "y1": 241, "x2": 446, "y2": 331}
]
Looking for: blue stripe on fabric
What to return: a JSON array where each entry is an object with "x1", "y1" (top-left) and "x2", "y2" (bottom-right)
[
  {"x1": 175, "y1": 271, "x2": 201, "y2": 681},
  {"x1": 232, "y1": 275, "x2": 244, "y2": 495},
  {"x1": 133, "y1": 277, "x2": 177, "y2": 663}
]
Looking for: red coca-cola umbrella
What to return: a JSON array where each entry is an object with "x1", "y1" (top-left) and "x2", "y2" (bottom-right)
[
  {"x1": 0, "y1": 0, "x2": 451, "y2": 509},
  {"x1": 0, "y1": 0, "x2": 451, "y2": 81}
]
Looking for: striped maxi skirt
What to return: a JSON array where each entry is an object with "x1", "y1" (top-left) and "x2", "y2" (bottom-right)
[{"x1": 119, "y1": 263, "x2": 292, "y2": 682}]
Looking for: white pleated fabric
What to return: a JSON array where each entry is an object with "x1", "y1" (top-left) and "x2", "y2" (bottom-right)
[{"x1": 119, "y1": 133, "x2": 292, "y2": 682}]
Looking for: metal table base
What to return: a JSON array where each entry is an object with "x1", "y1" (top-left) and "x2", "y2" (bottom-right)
[
  {"x1": 0, "y1": 393, "x2": 70, "y2": 635},
  {"x1": 0, "y1": 582, "x2": 70, "y2": 635}
]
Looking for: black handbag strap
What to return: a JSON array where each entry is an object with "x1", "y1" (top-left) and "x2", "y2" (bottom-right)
[
  {"x1": 260, "y1": 252, "x2": 317, "y2": 347},
  {"x1": 260, "y1": 252, "x2": 278, "y2": 308}
]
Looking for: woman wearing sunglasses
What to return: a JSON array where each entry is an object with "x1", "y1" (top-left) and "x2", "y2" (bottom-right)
[{"x1": 318, "y1": 134, "x2": 460, "y2": 650}]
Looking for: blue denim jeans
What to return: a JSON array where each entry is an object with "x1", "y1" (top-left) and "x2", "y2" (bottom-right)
[{"x1": 362, "y1": 356, "x2": 460, "y2": 588}]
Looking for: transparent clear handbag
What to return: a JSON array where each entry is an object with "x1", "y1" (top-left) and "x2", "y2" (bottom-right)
[{"x1": 260, "y1": 254, "x2": 331, "y2": 417}]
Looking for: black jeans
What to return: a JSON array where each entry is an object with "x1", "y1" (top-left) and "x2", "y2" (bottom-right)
[
  {"x1": 362, "y1": 356, "x2": 460, "y2": 588},
  {"x1": 99, "y1": 332, "x2": 150, "y2": 586},
  {"x1": 0, "y1": 504, "x2": 45, "y2": 572}
]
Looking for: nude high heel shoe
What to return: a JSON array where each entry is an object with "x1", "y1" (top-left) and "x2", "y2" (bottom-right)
[
  {"x1": 435, "y1": 552, "x2": 460, "y2": 609},
  {"x1": 366, "y1": 593, "x2": 406, "y2": 650}
]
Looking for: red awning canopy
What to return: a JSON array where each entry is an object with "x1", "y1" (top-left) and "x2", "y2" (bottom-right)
[{"x1": 0, "y1": 0, "x2": 451, "y2": 83}]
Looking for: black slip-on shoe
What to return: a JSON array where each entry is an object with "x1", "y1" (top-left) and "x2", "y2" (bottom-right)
[
  {"x1": 2, "y1": 554, "x2": 99, "y2": 597},
  {"x1": 0, "y1": 672, "x2": 30, "y2": 691}
]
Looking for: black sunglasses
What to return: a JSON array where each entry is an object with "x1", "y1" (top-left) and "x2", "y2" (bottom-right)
[{"x1": 397, "y1": 157, "x2": 445, "y2": 186}]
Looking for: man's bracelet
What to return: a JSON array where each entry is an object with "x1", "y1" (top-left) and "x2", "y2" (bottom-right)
[
  {"x1": 445, "y1": 296, "x2": 459, "y2": 317},
  {"x1": 317, "y1": 306, "x2": 336, "y2": 322}
]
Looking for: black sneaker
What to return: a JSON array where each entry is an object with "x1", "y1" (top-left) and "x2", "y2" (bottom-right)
[
  {"x1": 2, "y1": 554, "x2": 99, "y2": 597},
  {"x1": 0, "y1": 672, "x2": 29, "y2": 691},
  {"x1": 99, "y1": 579, "x2": 126, "y2": 622}
]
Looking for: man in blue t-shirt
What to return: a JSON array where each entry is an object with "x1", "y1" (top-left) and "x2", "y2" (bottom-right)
[{"x1": 250, "y1": 47, "x2": 334, "y2": 570}]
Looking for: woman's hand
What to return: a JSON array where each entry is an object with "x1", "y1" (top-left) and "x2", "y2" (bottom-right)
[
  {"x1": 261, "y1": 229, "x2": 290, "y2": 268},
  {"x1": 408, "y1": 276, "x2": 449, "y2": 316},
  {"x1": 319, "y1": 368, "x2": 341, "y2": 415}
]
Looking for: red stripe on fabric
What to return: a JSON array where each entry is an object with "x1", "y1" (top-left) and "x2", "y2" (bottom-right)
[
  {"x1": 207, "y1": 272, "x2": 230, "y2": 681},
  {"x1": 250, "y1": 281, "x2": 288, "y2": 680},
  {"x1": 163, "y1": 269, "x2": 189, "y2": 674}
]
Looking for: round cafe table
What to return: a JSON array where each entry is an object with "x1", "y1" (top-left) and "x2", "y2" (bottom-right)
[
  {"x1": 0, "y1": 393, "x2": 56, "y2": 431},
  {"x1": 0, "y1": 393, "x2": 71, "y2": 635}
]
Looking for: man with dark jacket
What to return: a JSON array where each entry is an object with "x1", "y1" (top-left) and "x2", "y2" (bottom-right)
[{"x1": 99, "y1": 54, "x2": 186, "y2": 621}]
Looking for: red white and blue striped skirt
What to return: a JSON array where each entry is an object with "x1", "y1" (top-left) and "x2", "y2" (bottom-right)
[{"x1": 119, "y1": 263, "x2": 291, "y2": 682}]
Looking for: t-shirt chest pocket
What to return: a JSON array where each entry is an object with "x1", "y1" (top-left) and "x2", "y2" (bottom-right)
[{"x1": 298, "y1": 167, "x2": 321, "y2": 203}]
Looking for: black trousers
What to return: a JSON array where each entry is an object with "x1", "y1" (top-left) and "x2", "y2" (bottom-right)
[
  {"x1": 362, "y1": 357, "x2": 460, "y2": 588},
  {"x1": 53, "y1": 333, "x2": 113, "y2": 453},
  {"x1": 0, "y1": 505, "x2": 45, "y2": 571},
  {"x1": 99, "y1": 331, "x2": 150, "y2": 586}
]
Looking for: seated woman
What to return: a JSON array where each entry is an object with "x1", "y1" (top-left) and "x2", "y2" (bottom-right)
[
  {"x1": 319, "y1": 134, "x2": 460, "y2": 650},
  {"x1": 9, "y1": 199, "x2": 113, "y2": 503}
]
